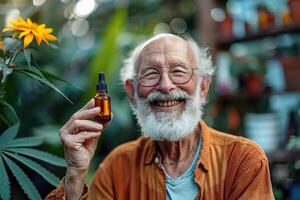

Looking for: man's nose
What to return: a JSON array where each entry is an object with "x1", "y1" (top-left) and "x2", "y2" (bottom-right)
[{"x1": 156, "y1": 71, "x2": 176, "y2": 93}]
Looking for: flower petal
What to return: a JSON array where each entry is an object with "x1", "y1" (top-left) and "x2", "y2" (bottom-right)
[
  {"x1": 32, "y1": 29, "x2": 39, "y2": 37},
  {"x1": 18, "y1": 17, "x2": 26, "y2": 23},
  {"x1": 44, "y1": 34, "x2": 57, "y2": 41},
  {"x1": 37, "y1": 24, "x2": 46, "y2": 29},
  {"x1": 42, "y1": 38, "x2": 49, "y2": 45},
  {"x1": 43, "y1": 28, "x2": 53, "y2": 34},
  {"x1": 2, "y1": 27, "x2": 11, "y2": 32},
  {"x1": 23, "y1": 33, "x2": 34, "y2": 48},
  {"x1": 35, "y1": 35, "x2": 42, "y2": 46},
  {"x1": 19, "y1": 30, "x2": 31, "y2": 39},
  {"x1": 26, "y1": 18, "x2": 33, "y2": 26}
]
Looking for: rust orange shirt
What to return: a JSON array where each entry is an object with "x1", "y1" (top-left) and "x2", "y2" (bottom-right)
[{"x1": 45, "y1": 120, "x2": 274, "y2": 200}]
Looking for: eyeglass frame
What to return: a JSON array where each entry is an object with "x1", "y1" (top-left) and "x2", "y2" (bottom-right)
[{"x1": 135, "y1": 65, "x2": 199, "y2": 87}]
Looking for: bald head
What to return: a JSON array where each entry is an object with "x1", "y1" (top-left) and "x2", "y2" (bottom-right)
[
  {"x1": 120, "y1": 33, "x2": 214, "y2": 85},
  {"x1": 139, "y1": 35, "x2": 197, "y2": 70}
]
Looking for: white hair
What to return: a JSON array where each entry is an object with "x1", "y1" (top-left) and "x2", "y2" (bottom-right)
[{"x1": 120, "y1": 33, "x2": 214, "y2": 84}]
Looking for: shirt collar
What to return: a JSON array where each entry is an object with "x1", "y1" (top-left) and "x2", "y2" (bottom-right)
[
  {"x1": 197, "y1": 120, "x2": 211, "y2": 171},
  {"x1": 143, "y1": 119, "x2": 211, "y2": 172}
]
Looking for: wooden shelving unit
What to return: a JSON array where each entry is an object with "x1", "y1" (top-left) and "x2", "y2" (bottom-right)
[{"x1": 217, "y1": 24, "x2": 300, "y2": 49}]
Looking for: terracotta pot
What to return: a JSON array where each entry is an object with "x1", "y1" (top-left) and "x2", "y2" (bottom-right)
[
  {"x1": 280, "y1": 57, "x2": 300, "y2": 91},
  {"x1": 288, "y1": 0, "x2": 300, "y2": 24}
]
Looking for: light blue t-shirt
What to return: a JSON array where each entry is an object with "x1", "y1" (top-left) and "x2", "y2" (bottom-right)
[{"x1": 161, "y1": 138, "x2": 202, "y2": 200}]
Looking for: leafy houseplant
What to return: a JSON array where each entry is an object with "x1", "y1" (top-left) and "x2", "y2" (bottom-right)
[
  {"x1": 0, "y1": 16, "x2": 71, "y2": 200},
  {"x1": 0, "y1": 122, "x2": 66, "y2": 200}
]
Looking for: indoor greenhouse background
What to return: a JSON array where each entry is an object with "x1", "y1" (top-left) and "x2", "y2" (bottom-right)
[{"x1": 0, "y1": 0, "x2": 299, "y2": 199}]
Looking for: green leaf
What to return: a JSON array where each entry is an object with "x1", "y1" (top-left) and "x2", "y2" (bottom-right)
[
  {"x1": 23, "y1": 48, "x2": 32, "y2": 69},
  {"x1": 49, "y1": 43, "x2": 59, "y2": 49},
  {"x1": 4, "y1": 152, "x2": 60, "y2": 187},
  {"x1": 0, "y1": 123, "x2": 20, "y2": 146},
  {"x1": 0, "y1": 156, "x2": 10, "y2": 200},
  {"x1": 0, "y1": 49, "x2": 4, "y2": 58},
  {"x1": 14, "y1": 67, "x2": 73, "y2": 103},
  {"x1": 5, "y1": 136, "x2": 43, "y2": 148},
  {"x1": 4, "y1": 51, "x2": 11, "y2": 58},
  {"x1": 83, "y1": 7, "x2": 127, "y2": 103},
  {"x1": 1, "y1": 64, "x2": 13, "y2": 83},
  {"x1": 2, "y1": 155, "x2": 42, "y2": 200},
  {"x1": 6, "y1": 148, "x2": 66, "y2": 167},
  {"x1": 0, "y1": 113, "x2": 10, "y2": 127},
  {"x1": 40, "y1": 69, "x2": 83, "y2": 91},
  {"x1": 0, "y1": 100, "x2": 19, "y2": 125}
]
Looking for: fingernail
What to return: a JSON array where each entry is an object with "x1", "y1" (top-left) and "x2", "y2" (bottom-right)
[
  {"x1": 93, "y1": 107, "x2": 100, "y2": 112},
  {"x1": 74, "y1": 145, "x2": 80, "y2": 150}
]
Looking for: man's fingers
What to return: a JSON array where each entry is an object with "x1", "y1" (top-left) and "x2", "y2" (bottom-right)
[
  {"x1": 79, "y1": 99, "x2": 96, "y2": 111},
  {"x1": 72, "y1": 107, "x2": 101, "y2": 121},
  {"x1": 63, "y1": 107, "x2": 100, "y2": 128},
  {"x1": 76, "y1": 131, "x2": 101, "y2": 142},
  {"x1": 67, "y1": 119, "x2": 103, "y2": 134},
  {"x1": 61, "y1": 131, "x2": 101, "y2": 150},
  {"x1": 61, "y1": 99, "x2": 97, "y2": 130}
]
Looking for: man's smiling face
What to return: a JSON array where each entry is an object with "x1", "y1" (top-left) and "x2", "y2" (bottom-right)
[
  {"x1": 130, "y1": 35, "x2": 205, "y2": 141},
  {"x1": 136, "y1": 35, "x2": 199, "y2": 115}
]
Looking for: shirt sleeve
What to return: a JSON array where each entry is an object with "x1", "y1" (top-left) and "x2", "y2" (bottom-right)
[
  {"x1": 44, "y1": 154, "x2": 116, "y2": 200},
  {"x1": 44, "y1": 165, "x2": 114, "y2": 200},
  {"x1": 227, "y1": 157, "x2": 275, "y2": 200},
  {"x1": 88, "y1": 162, "x2": 115, "y2": 200},
  {"x1": 44, "y1": 178, "x2": 89, "y2": 200}
]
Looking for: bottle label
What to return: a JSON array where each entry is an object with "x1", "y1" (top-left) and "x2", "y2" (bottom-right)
[{"x1": 103, "y1": 100, "x2": 110, "y2": 116}]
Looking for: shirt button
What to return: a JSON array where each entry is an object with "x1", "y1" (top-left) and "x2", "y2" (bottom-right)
[{"x1": 153, "y1": 157, "x2": 159, "y2": 163}]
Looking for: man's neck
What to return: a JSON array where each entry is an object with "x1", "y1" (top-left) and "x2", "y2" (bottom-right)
[{"x1": 156, "y1": 127, "x2": 200, "y2": 178}]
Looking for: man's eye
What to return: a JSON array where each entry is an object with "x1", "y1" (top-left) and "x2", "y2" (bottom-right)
[
  {"x1": 141, "y1": 71, "x2": 160, "y2": 79},
  {"x1": 171, "y1": 68, "x2": 188, "y2": 76}
]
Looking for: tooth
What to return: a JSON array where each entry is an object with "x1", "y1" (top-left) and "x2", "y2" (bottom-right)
[
  {"x1": 167, "y1": 101, "x2": 171, "y2": 107},
  {"x1": 156, "y1": 100, "x2": 182, "y2": 107}
]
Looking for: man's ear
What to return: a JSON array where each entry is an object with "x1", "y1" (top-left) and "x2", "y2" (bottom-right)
[
  {"x1": 200, "y1": 75, "x2": 211, "y2": 102},
  {"x1": 124, "y1": 80, "x2": 136, "y2": 105}
]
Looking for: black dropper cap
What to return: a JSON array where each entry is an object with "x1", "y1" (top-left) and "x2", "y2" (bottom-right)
[{"x1": 96, "y1": 72, "x2": 108, "y2": 93}]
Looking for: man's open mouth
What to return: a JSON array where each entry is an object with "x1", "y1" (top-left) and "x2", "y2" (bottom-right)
[{"x1": 152, "y1": 99, "x2": 185, "y2": 107}]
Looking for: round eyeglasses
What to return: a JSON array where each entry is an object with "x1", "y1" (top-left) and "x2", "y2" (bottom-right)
[{"x1": 136, "y1": 65, "x2": 197, "y2": 87}]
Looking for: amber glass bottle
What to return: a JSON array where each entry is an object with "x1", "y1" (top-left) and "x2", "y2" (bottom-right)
[{"x1": 94, "y1": 72, "x2": 111, "y2": 123}]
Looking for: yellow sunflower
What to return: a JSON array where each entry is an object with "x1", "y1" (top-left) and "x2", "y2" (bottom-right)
[
  {"x1": 35, "y1": 24, "x2": 57, "y2": 45},
  {"x1": 2, "y1": 17, "x2": 57, "y2": 48}
]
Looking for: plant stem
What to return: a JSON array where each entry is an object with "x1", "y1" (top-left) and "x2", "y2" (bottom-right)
[
  {"x1": 8, "y1": 48, "x2": 22, "y2": 66},
  {"x1": 0, "y1": 80, "x2": 7, "y2": 97}
]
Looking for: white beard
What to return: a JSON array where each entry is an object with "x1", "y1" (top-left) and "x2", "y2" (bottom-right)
[{"x1": 133, "y1": 80, "x2": 204, "y2": 141}]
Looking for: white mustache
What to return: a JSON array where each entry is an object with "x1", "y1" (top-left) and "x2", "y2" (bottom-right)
[{"x1": 145, "y1": 90, "x2": 191, "y2": 103}]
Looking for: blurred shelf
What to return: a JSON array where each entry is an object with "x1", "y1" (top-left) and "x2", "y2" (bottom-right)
[
  {"x1": 217, "y1": 24, "x2": 300, "y2": 49},
  {"x1": 216, "y1": 91, "x2": 300, "y2": 104},
  {"x1": 267, "y1": 150, "x2": 300, "y2": 164}
]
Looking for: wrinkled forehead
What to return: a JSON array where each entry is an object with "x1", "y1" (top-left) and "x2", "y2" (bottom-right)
[
  {"x1": 138, "y1": 36, "x2": 196, "y2": 66},
  {"x1": 142, "y1": 38, "x2": 187, "y2": 55}
]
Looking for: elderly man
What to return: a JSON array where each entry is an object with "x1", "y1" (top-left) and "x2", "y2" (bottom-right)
[{"x1": 46, "y1": 34, "x2": 274, "y2": 200}]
